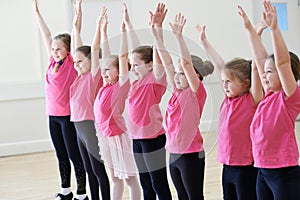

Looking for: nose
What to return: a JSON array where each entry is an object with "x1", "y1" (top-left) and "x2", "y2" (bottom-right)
[
  {"x1": 74, "y1": 62, "x2": 79, "y2": 68},
  {"x1": 131, "y1": 64, "x2": 135, "y2": 72},
  {"x1": 222, "y1": 81, "x2": 228, "y2": 89},
  {"x1": 174, "y1": 72, "x2": 180, "y2": 80}
]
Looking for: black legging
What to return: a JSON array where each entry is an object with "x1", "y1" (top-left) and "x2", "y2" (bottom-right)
[
  {"x1": 133, "y1": 134, "x2": 172, "y2": 200},
  {"x1": 169, "y1": 152, "x2": 205, "y2": 200},
  {"x1": 75, "y1": 120, "x2": 110, "y2": 200},
  {"x1": 49, "y1": 115, "x2": 86, "y2": 195}
]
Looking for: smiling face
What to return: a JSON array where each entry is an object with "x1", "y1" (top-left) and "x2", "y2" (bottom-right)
[
  {"x1": 101, "y1": 57, "x2": 119, "y2": 84},
  {"x1": 221, "y1": 70, "x2": 249, "y2": 98},
  {"x1": 51, "y1": 39, "x2": 69, "y2": 62},
  {"x1": 174, "y1": 62, "x2": 189, "y2": 90},
  {"x1": 262, "y1": 58, "x2": 282, "y2": 92},
  {"x1": 130, "y1": 53, "x2": 152, "y2": 80},
  {"x1": 73, "y1": 51, "x2": 91, "y2": 75}
]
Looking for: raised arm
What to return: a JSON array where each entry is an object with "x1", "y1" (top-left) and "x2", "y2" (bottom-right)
[
  {"x1": 250, "y1": 20, "x2": 267, "y2": 104},
  {"x1": 119, "y1": 15, "x2": 129, "y2": 85},
  {"x1": 196, "y1": 24, "x2": 229, "y2": 96},
  {"x1": 238, "y1": 5, "x2": 268, "y2": 93},
  {"x1": 91, "y1": 6, "x2": 107, "y2": 76},
  {"x1": 150, "y1": 3, "x2": 175, "y2": 86},
  {"x1": 196, "y1": 25, "x2": 225, "y2": 77},
  {"x1": 149, "y1": 3, "x2": 168, "y2": 80},
  {"x1": 123, "y1": 3, "x2": 140, "y2": 52},
  {"x1": 71, "y1": 0, "x2": 83, "y2": 55},
  {"x1": 263, "y1": 1, "x2": 297, "y2": 97},
  {"x1": 32, "y1": 0, "x2": 52, "y2": 56},
  {"x1": 170, "y1": 13, "x2": 200, "y2": 93}
]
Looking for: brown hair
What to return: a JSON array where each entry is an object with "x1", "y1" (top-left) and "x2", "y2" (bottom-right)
[
  {"x1": 223, "y1": 58, "x2": 251, "y2": 90},
  {"x1": 132, "y1": 46, "x2": 153, "y2": 64},
  {"x1": 269, "y1": 51, "x2": 300, "y2": 81},
  {"x1": 191, "y1": 55, "x2": 214, "y2": 81},
  {"x1": 53, "y1": 33, "x2": 71, "y2": 52},
  {"x1": 76, "y1": 46, "x2": 102, "y2": 59},
  {"x1": 104, "y1": 55, "x2": 130, "y2": 71}
]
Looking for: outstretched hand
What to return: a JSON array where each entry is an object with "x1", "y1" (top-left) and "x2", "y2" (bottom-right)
[
  {"x1": 196, "y1": 24, "x2": 207, "y2": 45},
  {"x1": 149, "y1": 3, "x2": 168, "y2": 27},
  {"x1": 263, "y1": 1, "x2": 277, "y2": 31},
  {"x1": 169, "y1": 13, "x2": 186, "y2": 37},
  {"x1": 72, "y1": 0, "x2": 82, "y2": 29},
  {"x1": 32, "y1": 0, "x2": 39, "y2": 13},
  {"x1": 122, "y1": 3, "x2": 130, "y2": 25},
  {"x1": 97, "y1": 6, "x2": 108, "y2": 32},
  {"x1": 238, "y1": 5, "x2": 253, "y2": 30},
  {"x1": 255, "y1": 20, "x2": 268, "y2": 37}
]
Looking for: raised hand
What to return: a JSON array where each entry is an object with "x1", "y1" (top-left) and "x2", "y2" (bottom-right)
[
  {"x1": 238, "y1": 5, "x2": 253, "y2": 30},
  {"x1": 72, "y1": 0, "x2": 82, "y2": 30},
  {"x1": 122, "y1": 3, "x2": 130, "y2": 25},
  {"x1": 263, "y1": 1, "x2": 277, "y2": 30},
  {"x1": 32, "y1": 0, "x2": 39, "y2": 13},
  {"x1": 195, "y1": 24, "x2": 207, "y2": 45},
  {"x1": 97, "y1": 6, "x2": 108, "y2": 33},
  {"x1": 149, "y1": 3, "x2": 168, "y2": 27},
  {"x1": 255, "y1": 20, "x2": 268, "y2": 37},
  {"x1": 169, "y1": 13, "x2": 186, "y2": 37}
]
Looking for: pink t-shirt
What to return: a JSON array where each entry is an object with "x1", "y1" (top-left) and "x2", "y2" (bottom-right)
[
  {"x1": 218, "y1": 93, "x2": 256, "y2": 165},
  {"x1": 70, "y1": 68, "x2": 102, "y2": 122},
  {"x1": 251, "y1": 88, "x2": 300, "y2": 168},
  {"x1": 165, "y1": 82, "x2": 206, "y2": 154},
  {"x1": 45, "y1": 54, "x2": 77, "y2": 116},
  {"x1": 94, "y1": 79, "x2": 130, "y2": 137},
  {"x1": 127, "y1": 72, "x2": 167, "y2": 139}
]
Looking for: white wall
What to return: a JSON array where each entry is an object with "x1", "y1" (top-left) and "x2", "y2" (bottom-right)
[{"x1": 0, "y1": 0, "x2": 299, "y2": 156}]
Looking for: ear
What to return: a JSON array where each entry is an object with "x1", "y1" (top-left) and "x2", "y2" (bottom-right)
[
  {"x1": 146, "y1": 61, "x2": 153, "y2": 71},
  {"x1": 243, "y1": 79, "x2": 250, "y2": 88}
]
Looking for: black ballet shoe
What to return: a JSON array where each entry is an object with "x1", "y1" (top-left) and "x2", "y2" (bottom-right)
[{"x1": 55, "y1": 192, "x2": 73, "y2": 200}]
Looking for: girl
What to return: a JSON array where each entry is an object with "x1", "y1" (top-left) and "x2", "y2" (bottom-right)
[
  {"x1": 126, "y1": 3, "x2": 172, "y2": 200},
  {"x1": 32, "y1": 0, "x2": 86, "y2": 199},
  {"x1": 196, "y1": 18, "x2": 266, "y2": 200},
  {"x1": 196, "y1": 18, "x2": 266, "y2": 199},
  {"x1": 239, "y1": 2, "x2": 300, "y2": 199},
  {"x1": 70, "y1": 2, "x2": 110, "y2": 200},
  {"x1": 93, "y1": 5, "x2": 141, "y2": 200},
  {"x1": 152, "y1": 9, "x2": 213, "y2": 199}
]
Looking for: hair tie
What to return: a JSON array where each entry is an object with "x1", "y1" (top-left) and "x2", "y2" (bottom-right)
[{"x1": 57, "y1": 60, "x2": 64, "y2": 65}]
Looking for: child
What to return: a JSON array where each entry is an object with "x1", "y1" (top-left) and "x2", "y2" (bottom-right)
[
  {"x1": 32, "y1": 0, "x2": 86, "y2": 199},
  {"x1": 238, "y1": 2, "x2": 300, "y2": 199},
  {"x1": 126, "y1": 3, "x2": 172, "y2": 200},
  {"x1": 151, "y1": 8, "x2": 213, "y2": 199},
  {"x1": 93, "y1": 5, "x2": 141, "y2": 200},
  {"x1": 196, "y1": 16, "x2": 266, "y2": 199},
  {"x1": 70, "y1": 2, "x2": 110, "y2": 200}
]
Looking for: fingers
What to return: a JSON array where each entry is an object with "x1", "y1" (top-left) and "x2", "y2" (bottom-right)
[
  {"x1": 237, "y1": 5, "x2": 245, "y2": 17},
  {"x1": 174, "y1": 13, "x2": 186, "y2": 26}
]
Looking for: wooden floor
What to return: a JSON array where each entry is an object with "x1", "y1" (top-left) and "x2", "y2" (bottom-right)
[{"x1": 1, "y1": 122, "x2": 299, "y2": 200}]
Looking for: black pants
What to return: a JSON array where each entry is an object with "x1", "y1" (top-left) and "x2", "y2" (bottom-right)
[
  {"x1": 256, "y1": 166, "x2": 300, "y2": 200},
  {"x1": 169, "y1": 152, "x2": 205, "y2": 200},
  {"x1": 133, "y1": 134, "x2": 172, "y2": 200},
  {"x1": 222, "y1": 164, "x2": 257, "y2": 200},
  {"x1": 49, "y1": 115, "x2": 86, "y2": 195}
]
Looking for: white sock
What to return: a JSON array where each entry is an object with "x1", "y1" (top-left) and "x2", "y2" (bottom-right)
[
  {"x1": 74, "y1": 194, "x2": 87, "y2": 200},
  {"x1": 60, "y1": 187, "x2": 71, "y2": 195}
]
